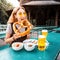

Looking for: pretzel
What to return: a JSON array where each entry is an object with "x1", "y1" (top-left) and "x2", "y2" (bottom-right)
[{"x1": 13, "y1": 20, "x2": 32, "y2": 37}]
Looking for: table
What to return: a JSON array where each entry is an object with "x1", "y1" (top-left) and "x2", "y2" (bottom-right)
[{"x1": 0, "y1": 31, "x2": 60, "y2": 60}]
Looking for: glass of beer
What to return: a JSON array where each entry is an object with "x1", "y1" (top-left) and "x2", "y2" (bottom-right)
[
  {"x1": 38, "y1": 35, "x2": 46, "y2": 51},
  {"x1": 42, "y1": 30, "x2": 48, "y2": 38}
]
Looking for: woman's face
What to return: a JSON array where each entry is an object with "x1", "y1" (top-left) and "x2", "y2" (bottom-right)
[{"x1": 16, "y1": 8, "x2": 27, "y2": 22}]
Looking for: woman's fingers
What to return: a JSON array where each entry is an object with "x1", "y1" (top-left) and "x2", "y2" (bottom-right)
[
  {"x1": 13, "y1": 34, "x2": 21, "y2": 40},
  {"x1": 12, "y1": 7, "x2": 20, "y2": 14}
]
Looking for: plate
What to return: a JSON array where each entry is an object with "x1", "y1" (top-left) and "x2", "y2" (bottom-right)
[
  {"x1": 12, "y1": 42, "x2": 23, "y2": 51},
  {"x1": 23, "y1": 39, "x2": 49, "y2": 47},
  {"x1": 24, "y1": 43, "x2": 36, "y2": 51},
  {"x1": 45, "y1": 40, "x2": 49, "y2": 48},
  {"x1": 23, "y1": 39, "x2": 38, "y2": 45}
]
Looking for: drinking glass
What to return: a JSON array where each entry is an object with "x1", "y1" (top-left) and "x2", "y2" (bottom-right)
[
  {"x1": 38, "y1": 35, "x2": 46, "y2": 51},
  {"x1": 42, "y1": 30, "x2": 48, "y2": 38},
  {"x1": 30, "y1": 31, "x2": 38, "y2": 39}
]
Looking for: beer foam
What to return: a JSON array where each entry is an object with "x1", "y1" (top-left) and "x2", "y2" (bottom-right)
[
  {"x1": 38, "y1": 35, "x2": 45, "y2": 38},
  {"x1": 42, "y1": 30, "x2": 48, "y2": 32}
]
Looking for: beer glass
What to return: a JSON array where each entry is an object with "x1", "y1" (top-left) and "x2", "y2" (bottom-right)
[
  {"x1": 38, "y1": 35, "x2": 46, "y2": 51},
  {"x1": 42, "y1": 30, "x2": 48, "y2": 38}
]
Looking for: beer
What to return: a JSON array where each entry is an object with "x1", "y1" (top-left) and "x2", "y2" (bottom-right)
[
  {"x1": 42, "y1": 30, "x2": 48, "y2": 37},
  {"x1": 38, "y1": 35, "x2": 46, "y2": 51}
]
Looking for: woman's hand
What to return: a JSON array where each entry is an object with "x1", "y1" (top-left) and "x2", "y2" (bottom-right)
[
  {"x1": 12, "y1": 7, "x2": 20, "y2": 15},
  {"x1": 13, "y1": 34, "x2": 21, "y2": 40}
]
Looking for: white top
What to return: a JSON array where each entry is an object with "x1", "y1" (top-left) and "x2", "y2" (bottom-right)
[
  {"x1": 6, "y1": 23, "x2": 25, "y2": 34},
  {"x1": 6, "y1": 24, "x2": 12, "y2": 34}
]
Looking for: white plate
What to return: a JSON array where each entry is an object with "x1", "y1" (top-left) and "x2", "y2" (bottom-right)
[
  {"x1": 12, "y1": 42, "x2": 23, "y2": 51},
  {"x1": 23, "y1": 39, "x2": 38, "y2": 45},
  {"x1": 23, "y1": 39, "x2": 49, "y2": 47},
  {"x1": 45, "y1": 40, "x2": 49, "y2": 47},
  {"x1": 24, "y1": 43, "x2": 36, "y2": 51}
]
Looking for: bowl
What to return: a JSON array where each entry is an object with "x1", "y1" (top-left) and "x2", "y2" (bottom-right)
[
  {"x1": 12, "y1": 42, "x2": 23, "y2": 51},
  {"x1": 24, "y1": 43, "x2": 35, "y2": 51}
]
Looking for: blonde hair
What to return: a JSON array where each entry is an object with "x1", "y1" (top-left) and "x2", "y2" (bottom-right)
[{"x1": 7, "y1": 7, "x2": 27, "y2": 24}]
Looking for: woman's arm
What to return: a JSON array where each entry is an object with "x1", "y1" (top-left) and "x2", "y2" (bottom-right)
[
  {"x1": 5, "y1": 33, "x2": 14, "y2": 44},
  {"x1": 4, "y1": 24, "x2": 14, "y2": 44},
  {"x1": 5, "y1": 24, "x2": 21, "y2": 44}
]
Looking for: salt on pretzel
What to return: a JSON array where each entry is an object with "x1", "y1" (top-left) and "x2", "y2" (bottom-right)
[{"x1": 13, "y1": 19, "x2": 32, "y2": 37}]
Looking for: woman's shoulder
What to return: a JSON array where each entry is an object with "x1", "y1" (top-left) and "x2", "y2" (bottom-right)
[
  {"x1": 6, "y1": 23, "x2": 13, "y2": 34},
  {"x1": 7, "y1": 23, "x2": 13, "y2": 26}
]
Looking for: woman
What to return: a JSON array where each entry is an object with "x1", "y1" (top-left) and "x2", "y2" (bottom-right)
[{"x1": 5, "y1": 7, "x2": 33, "y2": 45}]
